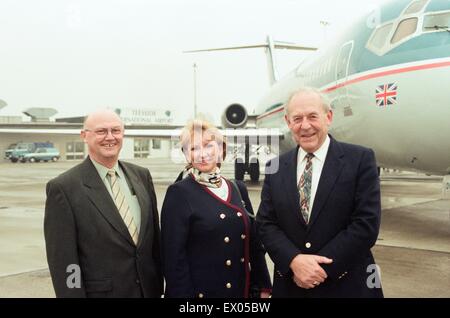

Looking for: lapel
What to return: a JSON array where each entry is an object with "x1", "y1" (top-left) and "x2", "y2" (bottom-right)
[
  {"x1": 119, "y1": 161, "x2": 150, "y2": 250},
  {"x1": 81, "y1": 157, "x2": 134, "y2": 247},
  {"x1": 282, "y1": 147, "x2": 307, "y2": 228},
  {"x1": 307, "y1": 137, "x2": 345, "y2": 229}
]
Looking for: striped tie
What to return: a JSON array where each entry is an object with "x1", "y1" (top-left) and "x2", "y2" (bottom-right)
[
  {"x1": 298, "y1": 153, "x2": 314, "y2": 224},
  {"x1": 107, "y1": 170, "x2": 139, "y2": 245}
]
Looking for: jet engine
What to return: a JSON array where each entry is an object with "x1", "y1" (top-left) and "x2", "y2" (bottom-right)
[{"x1": 221, "y1": 103, "x2": 248, "y2": 128}]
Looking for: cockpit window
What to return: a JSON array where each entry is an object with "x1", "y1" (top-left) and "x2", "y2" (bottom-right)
[
  {"x1": 423, "y1": 12, "x2": 450, "y2": 32},
  {"x1": 369, "y1": 23, "x2": 393, "y2": 50},
  {"x1": 365, "y1": 0, "x2": 437, "y2": 56},
  {"x1": 391, "y1": 18, "x2": 418, "y2": 44},
  {"x1": 404, "y1": 0, "x2": 428, "y2": 14}
]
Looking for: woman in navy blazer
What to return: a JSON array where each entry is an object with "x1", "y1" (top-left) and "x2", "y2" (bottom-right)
[{"x1": 161, "y1": 119, "x2": 272, "y2": 298}]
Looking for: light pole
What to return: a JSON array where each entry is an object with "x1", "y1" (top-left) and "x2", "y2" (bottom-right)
[
  {"x1": 320, "y1": 20, "x2": 330, "y2": 44},
  {"x1": 193, "y1": 63, "x2": 198, "y2": 118}
]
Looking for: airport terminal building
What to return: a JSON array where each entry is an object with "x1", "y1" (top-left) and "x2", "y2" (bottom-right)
[{"x1": 0, "y1": 108, "x2": 175, "y2": 163}]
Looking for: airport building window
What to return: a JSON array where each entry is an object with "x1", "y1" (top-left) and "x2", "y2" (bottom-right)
[
  {"x1": 391, "y1": 17, "x2": 418, "y2": 44},
  {"x1": 404, "y1": 0, "x2": 428, "y2": 15},
  {"x1": 423, "y1": 12, "x2": 450, "y2": 32},
  {"x1": 134, "y1": 139, "x2": 150, "y2": 158},
  {"x1": 66, "y1": 141, "x2": 84, "y2": 160},
  {"x1": 152, "y1": 139, "x2": 161, "y2": 150}
]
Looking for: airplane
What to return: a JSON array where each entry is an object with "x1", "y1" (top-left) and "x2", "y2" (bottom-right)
[
  {"x1": 1, "y1": 0, "x2": 449, "y2": 196},
  {"x1": 188, "y1": 0, "x2": 450, "y2": 194}
]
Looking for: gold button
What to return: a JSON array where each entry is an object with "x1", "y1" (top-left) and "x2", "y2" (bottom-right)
[
  {"x1": 240, "y1": 257, "x2": 245, "y2": 263},
  {"x1": 241, "y1": 234, "x2": 246, "y2": 240},
  {"x1": 198, "y1": 293, "x2": 204, "y2": 298},
  {"x1": 237, "y1": 212, "x2": 242, "y2": 217},
  {"x1": 220, "y1": 213, "x2": 226, "y2": 219},
  {"x1": 226, "y1": 260, "x2": 231, "y2": 266},
  {"x1": 226, "y1": 283, "x2": 231, "y2": 289},
  {"x1": 305, "y1": 242, "x2": 311, "y2": 248},
  {"x1": 224, "y1": 237, "x2": 230, "y2": 243}
]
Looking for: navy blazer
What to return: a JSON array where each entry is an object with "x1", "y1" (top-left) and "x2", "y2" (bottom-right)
[
  {"x1": 161, "y1": 175, "x2": 272, "y2": 298},
  {"x1": 256, "y1": 137, "x2": 383, "y2": 298}
]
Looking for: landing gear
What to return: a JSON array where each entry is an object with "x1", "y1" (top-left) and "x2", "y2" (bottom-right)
[
  {"x1": 234, "y1": 160, "x2": 245, "y2": 181},
  {"x1": 249, "y1": 160, "x2": 260, "y2": 182},
  {"x1": 234, "y1": 159, "x2": 260, "y2": 182},
  {"x1": 233, "y1": 137, "x2": 261, "y2": 182}
]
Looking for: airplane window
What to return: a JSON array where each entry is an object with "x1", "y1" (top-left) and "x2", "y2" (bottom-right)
[
  {"x1": 423, "y1": 12, "x2": 450, "y2": 32},
  {"x1": 369, "y1": 23, "x2": 393, "y2": 50},
  {"x1": 404, "y1": 0, "x2": 428, "y2": 15},
  {"x1": 391, "y1": 18, "x2": 418, "y2": 44}
]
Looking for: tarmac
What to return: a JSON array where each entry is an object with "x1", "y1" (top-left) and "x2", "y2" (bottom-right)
[{"x1": 0, "y1": 159, "x2": 449, "y2": 297}]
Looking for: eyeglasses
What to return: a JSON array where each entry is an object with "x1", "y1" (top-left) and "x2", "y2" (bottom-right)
[{"x1": 84, "y1": 127, "x2": 123, "y2": 137}]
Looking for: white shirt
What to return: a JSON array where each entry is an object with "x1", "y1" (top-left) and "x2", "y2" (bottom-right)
[
  {"x1": 296, "y1": 136, "x2": 330, "y2": 220},
  {"x1": 209, "y1": 177, "x2": 229, "y2": 201}
]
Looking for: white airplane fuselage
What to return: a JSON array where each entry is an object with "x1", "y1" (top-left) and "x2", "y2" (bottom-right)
[{"x1": 255, "y1": 0, "x2": 450, "y2": 175}]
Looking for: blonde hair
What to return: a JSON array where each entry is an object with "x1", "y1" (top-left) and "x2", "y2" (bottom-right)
[{"x1": 180, "y1": 119, "x2": 227, "y2": 164}]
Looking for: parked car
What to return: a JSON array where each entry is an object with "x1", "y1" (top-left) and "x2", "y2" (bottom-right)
[
  {"x1": 20, "y1": 148, "x2": 60, "y2": 163},
  {"x1": 4, "y1": 143, "x2": 17, "y2": 160},
  {"x1": 5, "y1": 142, "x2": 54, "y2": 162}
]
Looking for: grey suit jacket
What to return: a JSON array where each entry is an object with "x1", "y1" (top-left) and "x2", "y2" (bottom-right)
[{"x1": 44, "y1": 157, "x2": 163, "y2": 298}]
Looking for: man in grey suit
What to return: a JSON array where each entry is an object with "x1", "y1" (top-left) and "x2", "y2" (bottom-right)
[{"x1": 44, "y1": 110, "x2": 163, "y2": 298}]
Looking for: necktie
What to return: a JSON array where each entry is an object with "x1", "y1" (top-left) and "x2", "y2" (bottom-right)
[
  {"x1": 298, "y1": 153, "x2": 314, "y2": 224},
  {"x1": 107, "y1": 170, "x2": 139, "y2": 245}
]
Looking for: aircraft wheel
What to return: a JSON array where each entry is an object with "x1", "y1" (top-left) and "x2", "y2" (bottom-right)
[
  {"x1": 249, "y1": 160, "x2": 260, "y2": 182},
  {"x1": 235, "y1": 160, "x2": 245, "y2": 181}
]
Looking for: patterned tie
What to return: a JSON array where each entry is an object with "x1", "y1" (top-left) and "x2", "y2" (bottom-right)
[
  {"x1": 298, "y1": 153, "x2": 314, "y2": 224},
  {"x1": 107, "y1": 170, "x2": 139, "y2": 245}
]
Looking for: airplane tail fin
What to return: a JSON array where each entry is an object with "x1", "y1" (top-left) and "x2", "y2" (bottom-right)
[{"x1": 184, "y1": 36, "x2": 317, "y2": 86}]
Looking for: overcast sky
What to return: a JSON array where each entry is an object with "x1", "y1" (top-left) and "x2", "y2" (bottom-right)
[{"x1": 0, "y1": 0, "x2": 386, "y2": 124}]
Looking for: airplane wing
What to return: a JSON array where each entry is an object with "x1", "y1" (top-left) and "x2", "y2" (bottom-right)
[{"x1": 184, "y1": 35, "x2": 317, "y2": 85}]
